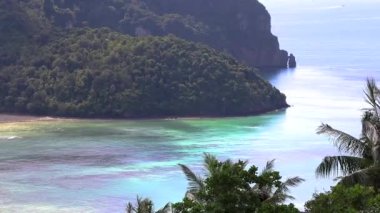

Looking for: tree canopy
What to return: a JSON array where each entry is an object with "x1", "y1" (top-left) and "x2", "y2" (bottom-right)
[
  {"x1": 0, "y1": 28, "x2": 287, "y2": 118},
  {"x1": 42, "y1": 0, "x2": 289, "y2": 67},
  {"x1": 173, "y1": 154, "x2": 303, "y2": 213},
  {"x1": 305, "y1": 184, "x2": 380, "y2": 213},
  {"x1": 0, "y1": 0, "x2": 290, "y2": 118}
]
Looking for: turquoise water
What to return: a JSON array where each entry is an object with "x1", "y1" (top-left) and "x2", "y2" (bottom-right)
[{"x1": 1, "y1": 0, "x2": 380, "y2": 212}]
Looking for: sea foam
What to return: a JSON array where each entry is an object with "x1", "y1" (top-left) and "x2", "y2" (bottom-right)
[{"x1": 0, "y1": 136, "x2": 21, "y2": 140}]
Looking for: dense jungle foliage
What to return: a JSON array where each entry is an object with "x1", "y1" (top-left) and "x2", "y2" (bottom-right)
[
  {"x1": 0, "y1": 0, "x2": 288, "y2": 117},
  {"x1": 127, "y1": 154, "x2": 303, "y2": 213},
  {"x1": 0, "y1": 0, "x2": 288, "y2": 118},
  {"x1": 43, "y1": 0, "x2": 289, "y2": 67},
  {"x1": 0, "y1": 28, "x2": 287, "y2": 117},
  {"x1": 305, "y1": 184, "x2": 380, "y2": 212}
]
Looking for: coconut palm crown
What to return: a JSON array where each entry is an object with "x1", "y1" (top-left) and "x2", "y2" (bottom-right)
[
  {"x1": 316, "y1": 78, "x2": 380, "y2": 188},
  {"x1": 179, "y1": 153, "x2": 304, "y2": 206}
]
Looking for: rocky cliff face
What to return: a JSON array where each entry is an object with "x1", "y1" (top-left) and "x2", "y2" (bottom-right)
[{"x1": 43, "y1": 0, "x2": 291, "y2": 68}]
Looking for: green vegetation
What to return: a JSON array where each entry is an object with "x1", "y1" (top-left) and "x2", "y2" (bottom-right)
[
  {"x1": 305, "y1": 184, "x2": 380, "y2": 212},
  {"x1": 127, "y1": 154, "x2": 303, "y2": 213},
  {"x1": 126, "y1": 197, "x2": 163, "y2": 213},
  {"x1": 315, "y1": 79, "x2": 380, "y2": 188},
  {"x1": 5, "y1": 2, "x2": 380, "y2": 211},
  {"x1": 126, "y1": 197, "x2": 172, "y2": 213},
  {"x1": 0, "y1": 28, "x2": 287, "y2": 117},
  {"x1": 125, "y1": 79, "x2": 380, "y2": 212},
  {"x1": 0, "y1": 0, "x2": 288, "y2": 118},
  {"x1": 174, "y1": 154, "x2": 303, "y2": 212},
  {"x1": 43, "y1": 0, "x2": 289, "y2": 67},
  {"x1": 0, "y1": 0, "x2": 49, "y2": 66},
  {"x1": 304, "y1": 79, "x2": 380, "y2": 211}
]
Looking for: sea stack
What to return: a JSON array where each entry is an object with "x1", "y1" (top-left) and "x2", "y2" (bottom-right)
[{"x1": 288, "y1": 53, "x2": 296, "y2": 68}]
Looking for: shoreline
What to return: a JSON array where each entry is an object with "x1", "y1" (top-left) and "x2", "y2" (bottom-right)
[
  {"x1": 0, "y1": 114, "x2": 74, "y2": 123},
  {"x1": 0, "y1": 107, "x2": 289, "y2": 124},
  {"x1": 0, "y1": 114, "x2": 41, "y2": 123}
]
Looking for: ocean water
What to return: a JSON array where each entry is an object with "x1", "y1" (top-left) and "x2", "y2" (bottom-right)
[{"x1": 1, "y1": 0, "x2": 380, "y2": 212}]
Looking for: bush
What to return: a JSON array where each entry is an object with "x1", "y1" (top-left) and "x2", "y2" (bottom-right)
[{"x1": 305, "y1": 184, "x2": 380, "y2": 213}]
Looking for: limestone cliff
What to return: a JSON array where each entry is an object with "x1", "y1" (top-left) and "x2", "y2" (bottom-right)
[
  {"x1": 0, "y1": 1, "x2": 290, "y2": 118},
  {"x1": 43, "y1": 0, "x2": 292, "y2": 68}
]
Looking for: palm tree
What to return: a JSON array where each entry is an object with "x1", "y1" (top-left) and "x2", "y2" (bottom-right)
[
  {"x1": 316, "y1": 78, "x2": 380, "y2": 187},
  {"x1": 256, "y1": 159, "x2": 304, "y2": 204},
  {"x1": 126, "y1": 196, "x2": 154, "y2": 213},
  {"x1": 178, "y1": 162, "x2": 204, "y2": 202},
  {"x1": 178, "y1": 153, "x2": 221, "y2": 202},
  {"x1": 126, "y1": 196, "x2": 173, "y2": 213},
  {"x1": 179, "y1": 153, "x2": 303, "y2": 204}
]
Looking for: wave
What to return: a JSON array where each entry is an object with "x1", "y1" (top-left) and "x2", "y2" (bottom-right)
[
  {"x1": 316, "y1": 5, "x2": 344, "y2": 10},
  {"x1": 298, "y1": 5, "x2": 344, "y2": 11},
  {"x1": 0, "y1": 136, "x2": 22, "y2": 140},
  {"x1": 342, "y1": 16, "x2": 380, "y2": 21}
]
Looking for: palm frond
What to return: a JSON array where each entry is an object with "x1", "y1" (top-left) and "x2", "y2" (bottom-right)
[
  {"x1": 136, "y1": 197, "x2": 154, "y2": 213},
  {"x1": 203, "y1": 153, "x2": 219, "y2": 175},
  {"x1": 237, "y1": 159, "x2": 249, "y2": 169},
  {"x1": 317, "y1": 123, "x2": 365, "y2": 156},
  {"x1": 261, "y1": 159, "x2": 275, "y2": 175},
  {"x1": 156, "y1": 202, "x2": 173, "y2": 213},
  {"x1": 358, "y1": 137, "x2": 373, "y2": 160},
  {"x1": 178, "y1": 164, "x2": 204, "y2": 193},
  {"x1": 362, "y1": 120, "x2": 379, "y2": 145},
  {"x1": 364, "y1": 78, "x2": 380, "y2": 116},
  {"x1": 265, "y1": 192, "x2": 293, "y2": 204},
  {"x1": 340, "y1": 168, "x2": 370, "y2": 186},
  {"x1": 266, "y1": 176, "x2": 304, "y2": 204},
  {"x1": 282, "y1": 176, "x2": 305, "y2": 189},
  {"x1": 315, "y1": 155, "x2": 365, "y2": 178},
  {"x1": 315, "y1": 79, "x2": 380, "y2": 188},
  {"x1": 256, "y1": 185, "x2": 272, "y2": 201},
  {"x1": 127, "y1": 196, "x2": 154, "y2": 213},
  {"x1": 126, "y1": 202, "x2": 135, "y2": 213},
  {"x1": 136, "y1": 196, "x2": 143, "y2": 209}
]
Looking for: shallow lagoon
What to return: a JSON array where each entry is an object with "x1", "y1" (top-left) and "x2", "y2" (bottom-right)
[
  {"x1": 0, "y1": 66, "x2": 366, "y2": 211},
  {"x1": 1, "y1": 0, "x2": 380, "y2": 212}
]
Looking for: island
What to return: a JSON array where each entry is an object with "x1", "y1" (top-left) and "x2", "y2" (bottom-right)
[
  {"x1": 0, "y1": 0, "x2": 290, "y2": 118},
  {"x1": 43, "y1": 0, "x2": 293, "y2": 68}
]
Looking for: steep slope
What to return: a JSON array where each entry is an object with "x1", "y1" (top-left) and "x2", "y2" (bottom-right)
[
  {"x1": 43, "y1": 0, "x2": 290, "y2": 68},
  {"x1": 0, "y1": 28, "x2": 287, "y2": 117},
  {"x1": 0, "y1": 1, "x2": 290, "y2": 118},
  {"x1": 0, "y1": 0, "x2": 52, "y2": 67}
]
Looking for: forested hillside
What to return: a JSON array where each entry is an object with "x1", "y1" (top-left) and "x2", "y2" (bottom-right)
[
  {"x1": 0, "y1": 0, "x2": 289, "y2": 118},
  {"x1": 43, "y1": 0, "x2": 290, "y2": 68}
]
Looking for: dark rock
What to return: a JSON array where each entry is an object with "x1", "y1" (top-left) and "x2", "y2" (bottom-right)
[{"x1": 288, "y1": 53, "x2": 297, "y2": 68}]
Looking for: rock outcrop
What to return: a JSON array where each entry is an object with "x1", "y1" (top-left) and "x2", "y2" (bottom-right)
[
  {"x1": 43, "y1": 0, "x2": 293, "y2": 68},
  {"x1": 288, "y1": 53, "x2": 297, "y2": 68}
]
